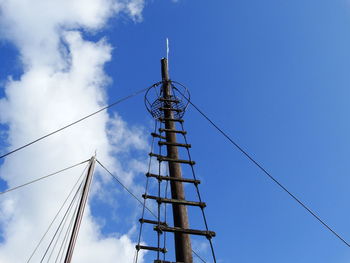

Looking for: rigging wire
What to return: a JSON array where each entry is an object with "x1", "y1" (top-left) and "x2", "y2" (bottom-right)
[
  {"x1": 55, "y1": 200, "x2": 80, "y2": 263},
  {"x1": 96, "y1": 159, "x2": 158, "y2": 218},
  {"x1": 3, "y1": 79, "x2": 340, "y2": 256},
  {"x1": 47, "y1": 209, "x2": 70, "y2": 262},
  {"x1": 47, "y1": 188, "x2": 80, "y2": 262},
  {"x1": 26, "y1": 162, "x2": 89, "y2": 262},
  {"x1": 134, "y1": 121, "x2": 158, "y2": 263},
  {"x1": 192, "y1": 250, "x2": 207, "y2": 263},
  {"x1": 162, "y1": 164, "x2": 169, "y2": 262},
  {"x1": 39, "y1": 176, "x2": 85, "y2": 263},
  {"x1": 172, "y1": 80, "x2": 350, "y2": 248},
  {"x1": 97, "y1": 159, "x2": 208, "y2": 263},
  {"x1": 0, "y1": 85, "x2": 156, "y2": 160},
  {"x1": 0, "y1": 159, "x2": 89, "y2": 196},
  {"x1": 180, "y1": 122, "x2": 217, "y2": 263},
  {"x1": 156, "y1": 125, "x2": 163, "y2": 261}
]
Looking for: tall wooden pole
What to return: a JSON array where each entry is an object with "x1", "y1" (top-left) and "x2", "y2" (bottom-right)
[
  {"x1": 64, "y1": 156, "x2": 96, "y2": 263},
  {"x1": 161, "y1": 58, "x2": 193, "y2": 263}
]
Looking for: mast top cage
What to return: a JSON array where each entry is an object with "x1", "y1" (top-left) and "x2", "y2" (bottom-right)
[{"x1": 144, "y1": 80, "x2": 191, "y2": 120}]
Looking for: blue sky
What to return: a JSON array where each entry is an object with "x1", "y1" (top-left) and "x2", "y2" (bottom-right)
[
  {"x1": 2, "y1": 0, "x2": 350, "y2": 262},
  {"x1": 105, "y1": 1, "x2": 350, "y2": 261}
]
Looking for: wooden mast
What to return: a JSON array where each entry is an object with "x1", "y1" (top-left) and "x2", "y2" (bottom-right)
[
  {"x1": 64, "y1": 156, "x2": 96, "y2": 263},
  {"x1": 161, "y1": 58, "x2": 193, "y2": 263}
]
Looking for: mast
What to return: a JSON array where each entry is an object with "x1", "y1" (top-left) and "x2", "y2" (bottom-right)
[
  {"x1": 64, "y1": 156, "x2": 96, "y2": 263},
  {"x1": 138, "y1": 57, "x2": 216, "y2": 263},
  {"x1": 161, "y1": 58, "x2": 193, "y2": 263}
]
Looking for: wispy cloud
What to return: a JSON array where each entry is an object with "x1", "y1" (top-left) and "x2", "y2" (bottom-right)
[{"x1": 0, "y1": 0, "x2": 146, "y2": 262}]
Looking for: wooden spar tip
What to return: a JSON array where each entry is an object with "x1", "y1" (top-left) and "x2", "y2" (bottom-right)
[{"x1": 161, "y1": 58, "x2": 169, "y2": 82}]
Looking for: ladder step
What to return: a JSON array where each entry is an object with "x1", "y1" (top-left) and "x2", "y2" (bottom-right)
[
  {"x1": 158, "y1": 141, "x2": 191, "y2": 148},
  {"x1": 158, "y1": 107, "x2": 183, "y2": 113},
  {"x1": 154, "y1": 261, "x2": 183, "y2": 263},
  {"x1": 159, "y1": 98, "x2": 180, "y2": 103},
  {"x1": 158, "y1": 118, "x2": 184, "y2": 123},
  {"x1": 151, "y1": 132, "x2": 166, "y2": 140},
  {"x1": 135, "y1": 245, "x2": 167, "y2": 253},
  {"x1": 159, "y1": 128, "x2": 187, "y2": 135},
  {"x1": 154, "y1": 226, "x2": 216, "y2": 238},
  {"x1": 149, "y1": 153, "x2": 195, "y2": 165},
  {"x1": 146, "y1": 173, "x2": 201, "y2": 185},
  {"x1": 142, "y1": 195, "x2": 206, "y2": 208},
  {"x1": 139, "y1": 218, "x2": 167, "y2": 226}
]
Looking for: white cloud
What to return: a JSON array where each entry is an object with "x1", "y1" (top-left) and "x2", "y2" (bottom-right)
[
  {"x1": 108, "y1": 113, "x2": 148, "y2": 155},
  {"x1": 0, "y1": 0, "x2": 146, "y2": 262},
  {"x1": 126, "y1": 0, "x2": 145, "y2": 21}
]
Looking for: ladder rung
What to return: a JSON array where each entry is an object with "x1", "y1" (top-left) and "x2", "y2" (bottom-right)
[
  {"x1": 158, "y1": 141, "x2": 191, "y2": 148},
  {"x1": 154, "y1": 261, "x2": 182, "y2": 263},
  {"x1": 149, "y1": 153, "x2": 195, "y2": 165},
  {"x1": 151, "y1": 132, "x2": 166, "y2": 140},
  {"x1": 154, "y1": 226, "x2": 216, "y2": 238},
  {"x1": 139, "y1": 218, "x2": 167, "y2": 226},
  {"x1": 159, "y1": 128, "x2": 187, "y2": 135},
  {"x1": 135, "y1": 245, "x2": 167, "y2": 253},
  {"x1": 158, "y1": 107, "x2": 183, "y2": 113},
  {"x1": 159, "y1": 98, "x2": 180, "y2": 103},
  {"x1": 158, "y1": 118, "x2": 184, "y2": 123},
  {"x1": 142, "y1": 195, "x2": 206, "y2": 208},
  {"x1": 146, "y1": 173, "x2": 201, "y2": 185}
]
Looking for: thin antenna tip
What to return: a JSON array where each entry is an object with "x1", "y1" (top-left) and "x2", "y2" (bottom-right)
[{"x1": 166, "y1": 38, "x2": 169, "y2": 61}]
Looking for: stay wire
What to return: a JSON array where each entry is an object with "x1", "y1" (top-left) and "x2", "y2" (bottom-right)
[
  {"x1": 0, "y1": 159, "x2": 89, "y2": 196},
  {"x1": 180, "y1": 122, "x2": 217, "y2": 263},
  {"x1": 173, "y1": 80, "x2": 350, "y2": 248},
  {"x1": 156, "y1": 123, "x2": 163, "y2": 261},
  {"x1": 26, "y1": 162, "x2": 89, "y2": 262},
  {"x1": 134, "y1": 120, "x2": 158, "y2": 263},
  {"x1": 96, "y1": 159, "x2": 157, "y2": 218},
  {"x1": 162, "y1": 163, "x2": 170, "y2": 262},
  {"x1": 55, "y1": 202, "x2": 80, "y2": 263},
  {"x1": 39, "y1": 175, "x2": 86, "y2": 263},
  {"x1": 47, "y1": 187, "x2": 80, "y2": 262},
  {"x1": 47, "y1": 216, "x2": 67, "y2": 262},
  {"x1": 48, "y1": 174, "x2": 84, "y2": 262},
  {"x1": 157, "y1": 121, "x2": 169, "y2": 262},
  {"x1": 0, "y1": 86, "x2": 154, "y2": 160}
]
